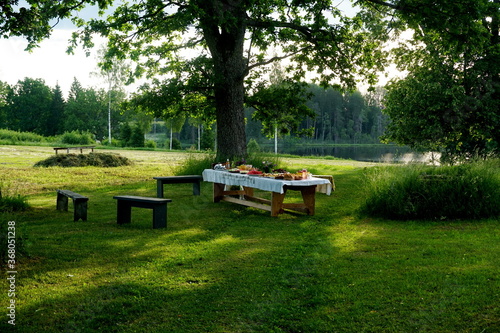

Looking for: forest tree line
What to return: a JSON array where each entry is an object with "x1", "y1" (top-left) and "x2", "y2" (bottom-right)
[{"x1": 0, "y1": 77, "x2": 387, "y2": 148}]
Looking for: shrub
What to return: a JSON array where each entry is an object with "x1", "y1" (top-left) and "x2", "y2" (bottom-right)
[
  {"x1": 174, "y1": 153, "x2": 216, "y2": 175},
  {"x1": 200, "y1": 129, "x2": 214, "y2": 150},
  {"x1": 60, "y1": 131, "x2": 95, "y2": 145},
  {"x1": 247, "y1": 138, "x2": 260, "y2": 153},
  {"x1": 34, "y1": 153, "x2": 133, "y2": 168},
  {"x1": 0, "y1": 129, "x2": 46, "y2": 143},
  {"x1": 360, "y1": 160, "x2": 500, "y2": 220},
  {"x1": 120, "y1": 123, "x2": 133, "y2": 146},
  {"x1": 145, "y1": 140, "x2": 157, "y2": 149},
  {"x1": 129, "y1": 125, "x2": 145, "y2": 147},
  {"x1": 165, "y1": 138, "x2": 182, "y2": 150}
]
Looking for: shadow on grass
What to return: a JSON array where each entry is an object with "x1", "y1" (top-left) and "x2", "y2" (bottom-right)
[{"x1": 5, "y1": 171, "x2": 498, "y2": 332}]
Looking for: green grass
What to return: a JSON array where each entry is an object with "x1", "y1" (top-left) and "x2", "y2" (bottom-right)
[
  {"x1": 361, "y1": 161, "x2": 500, "y2": 220},
  {"x1": 0, "y1": 146, "x2": 499, "y2": 332}
]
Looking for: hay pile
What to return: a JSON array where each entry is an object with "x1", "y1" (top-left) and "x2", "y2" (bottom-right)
[{"x1": 34, "y1": 152, "x2": 133, "y2": 168}]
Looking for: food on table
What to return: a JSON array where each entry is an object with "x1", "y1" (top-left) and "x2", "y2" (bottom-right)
[
  {"x1": 248, "y1": 170, "x2": 263, "y2": 175},
  {"x1": 237, "y1": 164, "x2": 253, "y2": 170},
  {"x1": 228, "y1": 168, "x2": 240, "y2": 173}
]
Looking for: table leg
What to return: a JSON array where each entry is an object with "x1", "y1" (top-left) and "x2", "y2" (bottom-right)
[
  {"x1": 300, "y1": 186, "x2": 317, "y2": 215},
  {"x1": 271, "y1": 190, "x2": 287, "y2": 217},
  {"x1": 243, "y1": 186, "x2": 254, "y2": 197},
  {"x1": 213, "y1": 183, "x2": 225, "y2": 202}
]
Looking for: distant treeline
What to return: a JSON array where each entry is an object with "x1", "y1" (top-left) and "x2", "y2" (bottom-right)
[{"x1": 1, "y1": 78, "x2": 386, "y2": 148}]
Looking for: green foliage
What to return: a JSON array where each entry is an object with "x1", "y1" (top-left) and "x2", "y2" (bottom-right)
[
  {"x1": 0, "y1": 129, "x2": 46, "y2": 144},
  {"x1": 174, "y1": 153, "x2": 216, "y2": 176},
  {"x1": 200, "y1": 127, "x2": 214, "y2": 150},
  {"x1": 248, "y1": 80, "x2": 316, "y2": 138},
  {"x1": 119, "y1": 122, "x2": 132, "y2": 146},
  {"x1": 366, "y1": 0, "x2": 500, "y2": 160},
  {"x1": 144, "y1": 140, "x2": 156, "y2": 149},
  {"x1": 128, "y1": 124, "x2": 145, "y2": 147},
  {"x1": 2, "y1": 78, "x2": 54, "y2": 135},
  {"x1": 361, "y1": 161, "x2": 500, "y2": 220},
  {"x1": 0, "y1": 186, "x2": 29, "y2": 212},
  {"x1": 67, "y1": 0, "x2": 387, "y2": 158},
  {"x1": 247, "y1": 138, "x2": 260, "y2": 153},
  {"x1": 34, "y1": 153, "x2": 132, "y2": 168},
  {"x1": 60, "y1": 131, "x2": 95, "y2": 145},
  {"x1": 165, "y1": 138, "x2": 182, "y2": 150}
]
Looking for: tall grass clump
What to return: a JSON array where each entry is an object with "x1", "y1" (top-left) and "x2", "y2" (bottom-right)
[
  {"x1": 59, "y1": 131, "x2": 95, "y2": 145},
  {"x1": 0, "y1": 129, "x2": 46, "y2": 144},
  {"x1": 174, "y1": 152, "x2": 216, "y2": 175},
  {"x1": 0, "y1": 186, "x2": 29, "y2": 213},
  {"x1": 361, "y1": 160, "x2": 500, "y2": 220}
]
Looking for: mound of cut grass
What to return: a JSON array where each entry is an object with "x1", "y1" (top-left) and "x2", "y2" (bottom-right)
[{"x1": 34, "y1": 152, "x2": 132, "y2": 168}]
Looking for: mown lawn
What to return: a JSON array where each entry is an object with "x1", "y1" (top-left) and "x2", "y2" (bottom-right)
[{"x1": 1, "y1": 146, "x2": 499, "y2": 332}]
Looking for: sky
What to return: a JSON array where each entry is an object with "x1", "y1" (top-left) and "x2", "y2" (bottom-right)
[{"x1": 0, "y1": 1, "x2": 396, "y2": 97}]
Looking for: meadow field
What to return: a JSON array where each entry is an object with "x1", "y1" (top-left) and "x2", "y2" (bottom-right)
[{"x1": 0, "y1": 146, "x2": 498, "y2": 332}]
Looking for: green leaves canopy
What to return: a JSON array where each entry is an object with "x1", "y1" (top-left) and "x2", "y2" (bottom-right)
[
  {"x1": 69, "y1": 0, "x2": 386, "y2": 158},
  {"x1": 360, "y1": 0, "x2": 500, "y2": 161}
]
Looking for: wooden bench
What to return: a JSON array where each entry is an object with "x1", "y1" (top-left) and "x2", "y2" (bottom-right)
[
  {"x1": 54, "y1": 146, "x2": 95, "y2": 154},
  {"x1": 153, "y1": 175, "x2": 203, "y2": 197},
  {"x1": 113, "y1": 196, "x2": 172, "y2": 229},
  {"x1": 56, "y1": 190, "x2": 89, "y2": 221}
]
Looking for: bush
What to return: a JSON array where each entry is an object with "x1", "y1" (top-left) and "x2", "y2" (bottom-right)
[
  {"x1": 200, "y1": 128, "x2": 214, "y2": 150},
  {"x1": 165, "y1": 138, "x2": 182, "y2": 150},
  {"x1": 145, "y1": 140, "x2": 157, "y2": 149},
  {"x1": 60, "y1": 131, "x2": 95, "y2": 145},
  {"x1": 0, "y1": 129, "x2": 46, "y2": 143},
  {"x1": 129, "y1": 125, "x2": 145, "y2": 147},
  {"x1": 247, "y1": 138, "x2": 260, "y2": 153},
  {"x1": 120, "y1": 123, "x2": 132, "y2": 146},
  {"x1": 360, "y1": 160, "x2": 500, "y2": 220},
  {"x1": 34, "y1": 153, "x2": 133, "y2": 168}
]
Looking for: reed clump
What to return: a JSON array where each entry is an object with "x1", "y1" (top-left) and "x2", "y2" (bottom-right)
[{"x1": 360, "y1": 160, "x2": 500, "y2": 220}]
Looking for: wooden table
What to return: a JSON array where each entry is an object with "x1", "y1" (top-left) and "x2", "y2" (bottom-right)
[{"x1": 202, "y1": 169, "x2": 332, "y2": 216}]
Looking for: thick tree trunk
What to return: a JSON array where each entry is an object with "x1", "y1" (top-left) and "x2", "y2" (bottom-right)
[
  {"x1": 213, "y1": 64, "x2": 247, "y2": 160},
  {"x1": 199, "y1": 0, "x2": 248, "y2": 160}
]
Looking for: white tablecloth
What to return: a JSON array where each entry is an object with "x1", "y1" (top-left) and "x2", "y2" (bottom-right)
[{"x1": 202, "y1": 169, "x2": 332, "y2": 195}]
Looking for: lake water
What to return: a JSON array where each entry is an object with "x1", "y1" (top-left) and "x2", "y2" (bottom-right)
[{"x1": 264, "y1": 145, "x2": 438, "y2": 164}]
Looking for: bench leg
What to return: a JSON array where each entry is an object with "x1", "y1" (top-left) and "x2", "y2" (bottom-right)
[
  {"x1": 57, "y1": 193, "x2": 69, "y2": 211},
  {"x1": 193, "y1": 181, "x2": 201, "y2": 196},
  {"x1": 116, "y1": 201, "x2": 132, "y2": 225},
  {"x1": 73, "y1": 200, "x2": 88, "y2": 221},
  {"x1": 152, "y1": 204, "x2": 167, "y2": 229},
  {"x1": 156, "y1": 179, "x2": 164, "y2": 198}
]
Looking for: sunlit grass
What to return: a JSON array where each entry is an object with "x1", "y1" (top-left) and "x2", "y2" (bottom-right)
[{"x1": 0, "y1": 145, "x2": 498, "y2": 332}]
